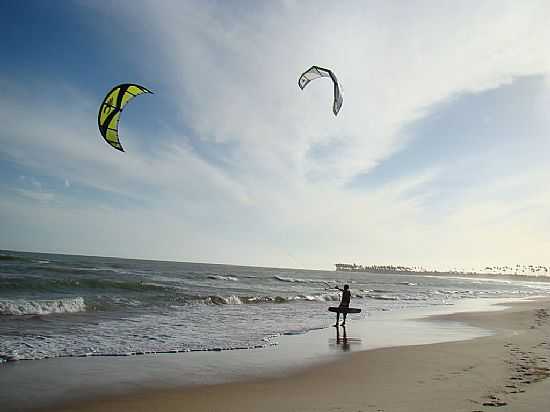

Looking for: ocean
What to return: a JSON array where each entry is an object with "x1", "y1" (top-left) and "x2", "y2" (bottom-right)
[{"x1": 2, "y1": 250, "x2": 550, "y2": 363}]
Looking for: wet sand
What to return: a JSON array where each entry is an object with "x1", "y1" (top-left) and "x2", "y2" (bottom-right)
[{"x1": 37, "y1": 298, "x2": 550, "y2": 412}]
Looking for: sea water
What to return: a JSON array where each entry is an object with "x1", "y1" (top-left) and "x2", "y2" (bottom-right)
[{"x1": 2, "y1": 250, "x2": 550, "y2": 362}]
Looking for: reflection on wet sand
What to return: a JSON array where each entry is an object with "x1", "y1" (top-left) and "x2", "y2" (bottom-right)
[{"x1": 330, "y1": 326, "x2": 362, "y2": 352}]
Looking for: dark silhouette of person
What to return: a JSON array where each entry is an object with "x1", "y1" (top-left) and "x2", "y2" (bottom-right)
[{"x1": 334, "y1": 284, "x2": 351, "y2": 326}]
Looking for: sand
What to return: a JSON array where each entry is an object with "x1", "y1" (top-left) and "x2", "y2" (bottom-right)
[{"x1": 38, "y1": 298, "x2": 550, "y2": 412}]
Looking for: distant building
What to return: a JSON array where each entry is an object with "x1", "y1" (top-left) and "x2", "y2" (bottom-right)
[
  {"x1": 334, "y1": 262, "x2": 549, "y2": 277},
  {"x1": 335, "y1": 263, "x2": 414, "y2": 273}
]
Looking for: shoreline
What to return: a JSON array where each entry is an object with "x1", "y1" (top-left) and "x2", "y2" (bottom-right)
[
  {"x1": 3, "y1": 297, "x2": 548, "y2": 411},
  {"x1": 39, "y1": 297, "x2": 550, "y2": 411}
]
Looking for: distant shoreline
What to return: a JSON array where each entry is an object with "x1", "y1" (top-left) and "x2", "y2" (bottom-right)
[{"x1": 335, "y1": 263, "x2": 550, "y2": 280}]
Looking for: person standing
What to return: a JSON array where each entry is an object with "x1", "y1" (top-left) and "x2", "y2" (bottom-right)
[{"x1": 334, "y1": 284, "x2": 351, "y2": 326}]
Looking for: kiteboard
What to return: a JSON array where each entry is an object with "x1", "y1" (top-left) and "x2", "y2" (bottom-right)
[{"x1": 328, "y1": 307, "x2": 361, "y2": 314}]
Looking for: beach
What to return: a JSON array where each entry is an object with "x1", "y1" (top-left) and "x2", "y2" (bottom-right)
[
  {"x1": 4, "y1": 2, "x2": 550, "y2": 409},
  {"x1": 3, "y1": 252, "x2": 550, "y2": 412},
  {"x1": 10, "y1": 297, "x2": 545, "y2": 412}
]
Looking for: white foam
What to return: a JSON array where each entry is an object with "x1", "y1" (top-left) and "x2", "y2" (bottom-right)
[
  {"x1": 206, "y1": 295, "x2": 243, "y2": 305},
  {"x1": 0, "y1": 297, "x2": 86, "y2": 316},
  {"x1": 291, "y1": 292, "x2": 340, "y2": 302},
  {"x1": 274, "y1": 275, "x2": 308, "y2": 283},
  {"x1": 208, "y1": 275, "x2": 239, "y2": 281},
  {"x1": 224, "y1": 295, "x2": 242, "y2": 305},
  {"x1": 366, "y1": 294, "x2": 400, "y2": 301}
]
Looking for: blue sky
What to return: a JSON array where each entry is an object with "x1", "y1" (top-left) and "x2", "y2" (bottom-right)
[{"x1": 1, "y1": 1, "x2": 550, "y2": 269}]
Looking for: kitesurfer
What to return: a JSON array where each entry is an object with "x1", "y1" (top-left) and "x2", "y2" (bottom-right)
[{"x1": 334, "y1": 284, "x2": 351, "y2": 326}]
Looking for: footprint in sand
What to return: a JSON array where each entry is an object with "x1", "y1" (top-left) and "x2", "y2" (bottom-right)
[{"x1": 482, "y1": 401, "x2": 507, "y2": 407}]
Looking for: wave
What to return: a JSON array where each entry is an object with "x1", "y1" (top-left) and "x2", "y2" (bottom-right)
[
  {"x1": 0, "y1": 339, "x2": 281, "y2": 362},
  {"x1": 204, "y1": 295, "x2": 287, "y2": 305},
  {"x1": 0, "y1": 253, "x2": 52, "y2": 264},
  {"x1": 205, "y1": 295, "x2": 244, "y2": 305},
  {"x1": 202, "y1": 291, "x2": 343, "y2": 305},
  {"x1": 282, "y1": 326, "x2": 326, "y2": 336},
  {"x1": 289, "y1": 292, "x2": 341, "y2": 302},
  {"x1": 39, "y1": 265, "x2": 139, "y2": 276},
  {"x1": 0, "y1": 276, "x2": 169, "y2": 293},
  {"x1": 0, "y1": 282, "x2": 428, "y2": 312},
  {"x1": 0, "y1": 297, "x2": 86, "y2": 316},
  {"x1": 365, "y1": 293, "x2": 400, "y2": 301},
  {"x1": 273, "y1": 275, "x2": 309, "y2": 283},
  {"x1": 208, "y1": 275, "x2": 239, "y2": 281},
  {"x1": 0, "y1": 254, "x2": 31, "y2": 262},
  {"x1": 364, "y1": 293, "x2": 427, "y2": 301},
  {"x1": 423, "y1": 275, "x2": 515, "y2": 284},
  {"x1": 273, "y1": 275, "x2": 328, "y2": 284}
]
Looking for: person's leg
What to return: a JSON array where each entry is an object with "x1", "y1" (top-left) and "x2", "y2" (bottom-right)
[
  {"x1": 335, "y1": 312, "x2": 340, "y2": 326},
  {"x1": 341, "y1": 312, "x2": 347, "y2": 325}
]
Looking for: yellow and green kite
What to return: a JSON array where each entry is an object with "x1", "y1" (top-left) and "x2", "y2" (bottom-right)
[{"x1": 97, "y1": 83, "x2": 153, "y2": 152}]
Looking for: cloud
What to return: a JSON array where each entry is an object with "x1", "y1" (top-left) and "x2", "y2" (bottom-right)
[
  {"x1": 105, "y1": 0, "x2": 550, "y2": 184},
  {"x1": 14, "y1": 188, "x2": 54, "y2": 203},
  {"x1": 0, "y1": 80, "x2": 250, "y2": 209},
  {"x1": 1, "y1": 1, "x2": 550, "y2": 268},
  {"x1": 351, "y1": 75, "x2": 550, "y2": 204}
]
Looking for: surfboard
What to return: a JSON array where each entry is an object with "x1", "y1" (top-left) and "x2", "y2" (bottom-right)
[{"x1": 328, "y1": 307, "x2": 361, "y2": 314}]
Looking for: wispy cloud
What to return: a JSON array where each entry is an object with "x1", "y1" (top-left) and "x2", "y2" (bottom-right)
[
  {"x1": 107, "y1": 0, "x2": 550, "y2": 182},
  {"x1": 1, "y1": 1, "x2": 550, "y2": 268},
  {"x1": 15, "y1": 188, "x2": 54, "y2": 203}
]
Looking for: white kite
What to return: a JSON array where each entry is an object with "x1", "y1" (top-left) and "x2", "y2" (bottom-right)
[{"x1": 298, "y1": 66, "x2": 343, "y2": 116}]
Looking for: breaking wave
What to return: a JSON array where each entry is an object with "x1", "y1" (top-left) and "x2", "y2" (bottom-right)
[
  {"x1": 207, "y1": 275, "x2": 239, "y2": 281},
  {"x1": 273, "y1": 275, "x2": 309, "y2": 283},
  {"x1": 202, "y1": 291, "x2": 343, "y2": 305},
  {"x1": 272, "y1": 275, "x2": 328, "y2": 284},
  {"x1": 0, "y1": 297, "x2": 87, "y2": 316},
  {"x1": 365, "y1": 294, "x2": 401, "y2": 301}
]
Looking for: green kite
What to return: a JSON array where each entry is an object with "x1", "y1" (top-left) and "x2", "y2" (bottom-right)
[{"x1": 98, "y1": 83, "x2": 153, "y2": 152}]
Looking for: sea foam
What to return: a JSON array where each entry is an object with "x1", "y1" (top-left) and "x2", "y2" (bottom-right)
[{"x1": 0, "y1": 297, "x2": 86, "y2": 316}]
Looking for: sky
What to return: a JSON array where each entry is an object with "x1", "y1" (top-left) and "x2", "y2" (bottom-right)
[{"x1": 1, "y1": 0, "x2": 550, "y2": 270}]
